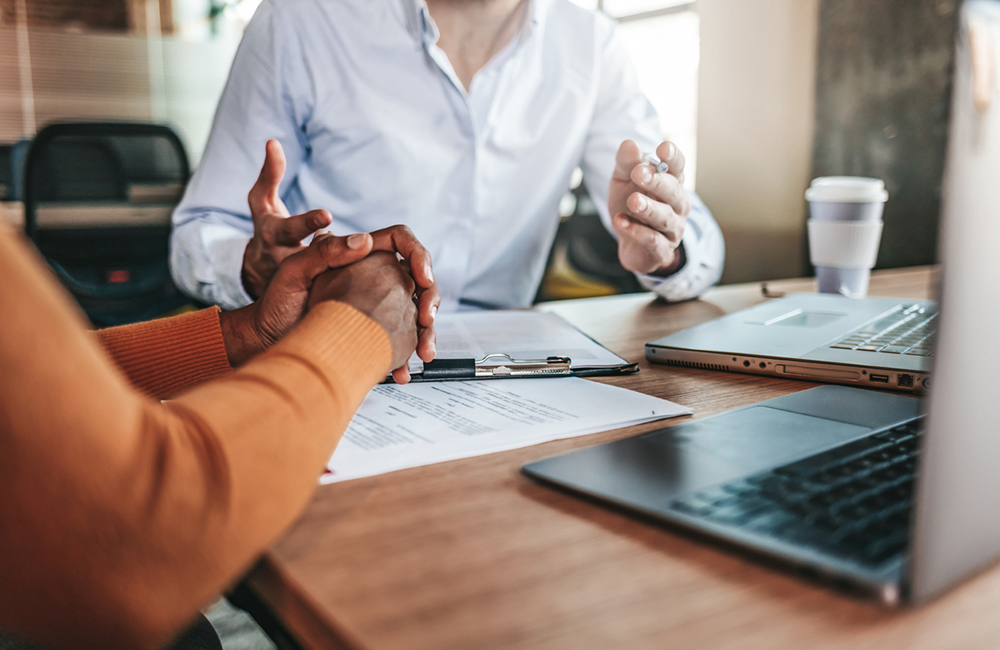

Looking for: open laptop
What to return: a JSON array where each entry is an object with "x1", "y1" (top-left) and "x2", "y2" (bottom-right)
[
  {"x1": 524, "y1": 1, "x2": 1000, "y2": 605},
  {"x1": 645, "y1": 293, "x2": 935, "y2": 393}
]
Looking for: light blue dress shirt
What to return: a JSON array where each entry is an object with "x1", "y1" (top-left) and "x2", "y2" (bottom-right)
[{"x1": 170, "y1": 0, "x2": 725, "y2": 311}]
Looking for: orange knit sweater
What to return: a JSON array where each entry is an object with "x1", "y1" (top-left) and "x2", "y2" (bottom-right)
[
  {"x1": 0, "y1": 225, "x2": 392, "y2": 650},
  {"x1": 96, "y1": 307, "x2": 233, "y2": 399}
]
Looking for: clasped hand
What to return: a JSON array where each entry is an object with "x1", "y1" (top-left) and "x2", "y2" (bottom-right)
[
  {"x1": 608, "y1": 139, "x2": 691, "y2": 276},
  {"x1": 223, "y1": 140, "x2": 439, "y2": 383}
]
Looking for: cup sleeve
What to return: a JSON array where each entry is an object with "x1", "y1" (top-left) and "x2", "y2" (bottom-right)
[{"x1": 807, "y1": 220, "x2": 884, "y2": 268}]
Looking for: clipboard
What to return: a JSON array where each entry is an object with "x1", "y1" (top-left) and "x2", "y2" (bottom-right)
[{"x1": 383, "y1": 309, "x2": 641, "y2": 383}]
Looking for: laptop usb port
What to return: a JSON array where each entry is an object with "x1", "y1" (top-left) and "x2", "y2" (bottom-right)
[{"x1": 870, "y1": 374, "x2": 890, "y2": 384}]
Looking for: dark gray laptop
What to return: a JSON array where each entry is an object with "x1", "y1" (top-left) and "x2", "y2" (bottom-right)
[{"x1": 525, "y1": 1, "x2": 1000, "y2": 605}]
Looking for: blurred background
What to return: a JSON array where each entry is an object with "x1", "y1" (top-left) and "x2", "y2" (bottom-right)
[{"x1": 0, "y1": 0, "x2": 961, "y2": 313}]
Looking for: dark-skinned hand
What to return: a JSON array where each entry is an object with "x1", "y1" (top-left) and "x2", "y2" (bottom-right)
[{"x1": 308, "y1": 251, "x2": 423, "y2": 384}]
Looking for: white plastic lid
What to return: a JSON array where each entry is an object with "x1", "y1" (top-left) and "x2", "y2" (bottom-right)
[{"x1": 805, "y1": 177, "x2": 889, "y2": 203}]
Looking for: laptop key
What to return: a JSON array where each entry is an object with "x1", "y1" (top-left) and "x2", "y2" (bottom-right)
[
  {"x1": 745, "y1": 511, "x2": 798, "y2": 534},
  {"x1": 670, "y1": 500, "x2": 714, "y2": 517}
]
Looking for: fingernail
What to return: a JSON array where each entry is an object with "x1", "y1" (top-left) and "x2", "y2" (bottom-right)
[
  {"x1": 641, "y1": 167, "x2": 652, "y2": 185},
  {"x1": 668, "y1": 142, "x2": 676, "y2": 159},
  {"x1": 347, "y1": 233, "x2": 366, "y2": 249},
  {"x1": 430, "y1": 304, "x2": 438, "y2": 320},
  {"x1": 425, "y1": 264, "x2": 435, "y2": 284},
  {"x1": 635, "y1": 195, "x2": 648, "y2": 211}
]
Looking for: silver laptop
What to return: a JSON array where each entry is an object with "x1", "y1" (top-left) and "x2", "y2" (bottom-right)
[
  {"x1": 525, "y1": 1, "x2": 1000, "y2": 604},
  {"x1": 645, "y1": 293, "x2": 935, "y2": 392}
]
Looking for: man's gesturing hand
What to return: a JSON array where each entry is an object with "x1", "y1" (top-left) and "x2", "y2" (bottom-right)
[
  {"x1": 242, "y1": 139, "x2": 334, "y2": 299},
  {"x1": 608, "y1": 139, "x2": 691, "y2": 276},
  {"x1": 308, "y1": 252, "x2": 421, "y2": 383}
]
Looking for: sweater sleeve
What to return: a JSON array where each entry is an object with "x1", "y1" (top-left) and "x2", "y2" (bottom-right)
[
  {"x1": 95, "y1": 308, "x2": 234, "y2": 399},
  {"x1": 0, "y1": 227, "x2": 392, "y2": 650}
]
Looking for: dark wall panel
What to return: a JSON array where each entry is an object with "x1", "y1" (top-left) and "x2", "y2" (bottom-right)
[{"x1": 813, "y1": 0, "x2": 961, "y2": 269}]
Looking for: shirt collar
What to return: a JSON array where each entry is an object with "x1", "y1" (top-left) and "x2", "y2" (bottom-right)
[{"x1": 401, "y1": 0, "x2": 547, "y2": 48}]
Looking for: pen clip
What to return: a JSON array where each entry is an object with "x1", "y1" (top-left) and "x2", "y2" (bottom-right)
[{"x1": 474, "y1": 354, "x2": 573, "y2": 378}]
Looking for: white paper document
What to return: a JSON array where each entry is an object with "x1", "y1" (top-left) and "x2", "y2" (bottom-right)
[
  {"x1": 322, "y1": 378, "x2": 691, "y2": 484},
  {"x1": 408, "y1": 310, "x2": 628, "y2": 374}
]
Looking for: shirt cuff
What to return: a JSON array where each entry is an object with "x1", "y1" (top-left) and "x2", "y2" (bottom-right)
[
  {"x1": 637, "y1": 218, "x2": 724, "y2": 302},
  {"x1": 96, "y1": 307, "x2": 233, "y2": 399},
  {"x1": 209, "y1": 235, "x2": 255, "y2": 310}
]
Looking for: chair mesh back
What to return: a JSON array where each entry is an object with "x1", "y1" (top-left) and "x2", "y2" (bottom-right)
[{"x1": 24, "y1": 123, "x2": 192, "y2": 326}]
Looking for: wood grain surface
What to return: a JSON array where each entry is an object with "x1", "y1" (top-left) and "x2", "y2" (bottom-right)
[{"x1": 247, "y1": 268, "x2": 1000, "y2": 650}]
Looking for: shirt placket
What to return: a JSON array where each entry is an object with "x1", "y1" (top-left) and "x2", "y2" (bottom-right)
[{"x1": 420, "y1": 13, "x2": 479, "y2": 311}]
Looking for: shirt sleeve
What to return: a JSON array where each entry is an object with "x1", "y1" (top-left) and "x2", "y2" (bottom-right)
[
  {"x1": 579, "y1": 17, "x2": 725, "y2": 301},
  {"x1": 95, "y1": 308, "x2": 233, "y2": 399},
  {"x1": 0, "y1": 227, "x2": 392, "y2": 650},
  {"x1": 170, "y1": 0, "x2": 311, "y2": 310}
]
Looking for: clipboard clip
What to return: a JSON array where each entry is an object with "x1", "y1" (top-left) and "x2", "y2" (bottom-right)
[
  {"x1": 417, "y1": 354, "x2": 573, "y2": 380},
  {"x1": 474, "y1": 354, "x2": 573, "y2": 378}
]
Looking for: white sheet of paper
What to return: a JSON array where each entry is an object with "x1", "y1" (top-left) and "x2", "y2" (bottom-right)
[
  {"x1": 322, "y1": 377, "x2": 691, "y2": 484},
  {"x1": 408, "y1": 310, "x2": 628, "y2": 374}
]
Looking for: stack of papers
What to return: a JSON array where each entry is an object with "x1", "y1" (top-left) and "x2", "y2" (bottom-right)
[{"x1": 323, "y1": 377, "x2": 690, "y2": 484}]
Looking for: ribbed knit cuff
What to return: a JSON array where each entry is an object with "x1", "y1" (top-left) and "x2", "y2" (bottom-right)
[
  {"x1": 271, "y1": 302, "x2": 392, "y2": 396},
  {"x1": 96, "y1": 308, "x2": 233, "y2": 399}
]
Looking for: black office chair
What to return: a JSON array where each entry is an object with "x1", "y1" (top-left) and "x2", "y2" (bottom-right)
[
  {"x1": 0, "y1": 145, "x2": 11, "y2": 201},
  {"x1": 23, "y1": 122, "x2": 193, "y2": 327}
]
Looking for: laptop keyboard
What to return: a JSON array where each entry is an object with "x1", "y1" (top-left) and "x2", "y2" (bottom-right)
[
  {"x1": 828, "y1": 304, "x2": 937, "y2": 356},
  {"x1": 668, "y1": 418, "x2": 924, "y2": 567}
]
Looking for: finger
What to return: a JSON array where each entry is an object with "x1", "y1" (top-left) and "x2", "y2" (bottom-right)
[
  {"x1": 370, "y1": 225, "x2": 436, "y2": 290},
  {"x1": 628, "y1": 164, "x2": 690, "y2": 218},
  {"x1": 277, "y1": 232, "x2": 367, "y2": 290},
  {"x1": 625, "y1": 192, "x2": 685, "y2": 244},
  {"x1": 392, "y1": 366, "x2": 412, "y2": 385},
  {"x1": 261, "y1": 208, "x2": 333, "y2": 247},
  {"x1": 314, "y1": 231, "x2": 374, "y2": 269},
  {"x1": 416, "y1": 282, "x2": 441, "y2": 328},
  {"x1": 613, "y1": 139, "x2": 643, "y2": 182},
  {"x1": 613, "y1": 213, "x2": 678, "y2": 273},
  {"x1": 248, "y1": 139, "x2": 287, "y2": 218},
  {"x1": 416, "y1": 326, "x2": 437, "y2": 363},
  {"x1": 655, "y1": 141, "x2": 686, "y2": 181}
]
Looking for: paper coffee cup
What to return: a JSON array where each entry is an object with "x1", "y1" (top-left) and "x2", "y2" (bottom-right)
[{"x1": 806, "y1": 177, "x2": 888, "y2": 298}]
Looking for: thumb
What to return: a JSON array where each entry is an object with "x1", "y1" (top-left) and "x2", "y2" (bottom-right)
[
  {"x1": 314, "y1": 231, "x2": 374, "y2": 270},
  {"x1": 278, "y1": 232, "x2": 375, "y2": 290},
  {"x1": 250, "y1": 139, "x2": 287, "y2": 214},
  {"x1": 613, "y1": 139, "x2": 642, "y2": 182}
]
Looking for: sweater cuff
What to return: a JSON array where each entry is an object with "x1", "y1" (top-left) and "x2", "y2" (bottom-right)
[
  {"x1": 271, "y1": 302, "x2": 393, "y2": 397},
  {"x1": 96, "y1": 308, "x2": 233, "y2": 399}
]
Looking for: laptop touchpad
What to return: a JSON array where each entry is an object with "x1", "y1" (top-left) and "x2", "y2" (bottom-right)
[
  {"x1": 673, "y1": 406, "x2": 870, "y2": 472},
  {"x1": 755, "y1": 309, "x2": 847, "y2": 328}
]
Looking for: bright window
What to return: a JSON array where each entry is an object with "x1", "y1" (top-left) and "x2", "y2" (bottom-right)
[{"x1": 569, "y1": 0, "x2": 700, "y2": 186}]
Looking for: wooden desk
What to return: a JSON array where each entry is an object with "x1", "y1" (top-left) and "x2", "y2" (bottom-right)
[{"x1": 246, "y1": 267, "x2": 1000, "y2": 650}]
